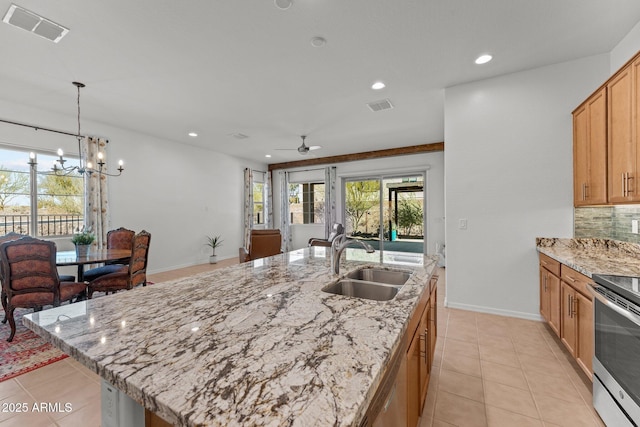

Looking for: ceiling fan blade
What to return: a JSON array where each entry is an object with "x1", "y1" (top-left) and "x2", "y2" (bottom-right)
[{"x1": 308, "y1": 145, "x2": 322, "y2": 151}]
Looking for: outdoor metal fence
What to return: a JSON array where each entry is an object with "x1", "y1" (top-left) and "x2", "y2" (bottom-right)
[{"x1": 0, "y1": 214, "x2": 83, "y2": 237}]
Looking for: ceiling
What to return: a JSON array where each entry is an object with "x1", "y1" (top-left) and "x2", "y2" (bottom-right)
[{"x1": 1, "y1": 0, "x2": 640, "y2": 164}]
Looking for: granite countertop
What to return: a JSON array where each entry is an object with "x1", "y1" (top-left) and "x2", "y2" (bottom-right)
[
  {"x1": 24, "y1": 247, "x2": 438, "y2": 426},
  {"x1": 536, "y1": 237, "x2": 640, "y2": 278}
]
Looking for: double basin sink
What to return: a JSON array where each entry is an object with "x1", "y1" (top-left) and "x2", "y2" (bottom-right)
[{"x1": 322, "y1": 267, "x2": 412, "y2": 301}]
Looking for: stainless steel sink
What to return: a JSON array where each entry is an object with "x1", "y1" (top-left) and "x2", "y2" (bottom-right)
[
  {"x1": 322, "y1": 279, "x2": 400, "y2": 301},
  {"x1": 345, "y1": 268, "x2": 411, "y2": 286}
]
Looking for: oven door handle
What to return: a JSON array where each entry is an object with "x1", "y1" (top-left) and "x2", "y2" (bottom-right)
[{"x1": 588, "y1": 284, "x2": 640, "y2": 327}]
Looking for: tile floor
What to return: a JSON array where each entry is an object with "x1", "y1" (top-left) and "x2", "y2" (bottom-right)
[{"x1": 0, "y1": 263, "x2": 605, "y2": 426}]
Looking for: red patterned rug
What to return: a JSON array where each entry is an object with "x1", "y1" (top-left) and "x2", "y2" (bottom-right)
[{"x1": 0, "y1": 308, "x2": 68, "y2": 382}]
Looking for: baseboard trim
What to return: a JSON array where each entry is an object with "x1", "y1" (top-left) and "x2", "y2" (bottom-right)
[{"x1": 445, "y1": 301, "x2": 544, "y2": 322}]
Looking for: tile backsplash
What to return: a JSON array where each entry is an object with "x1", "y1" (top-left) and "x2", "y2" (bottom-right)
[{"x1": 575, "y1": 206, "x2": 640, "y2": 243}]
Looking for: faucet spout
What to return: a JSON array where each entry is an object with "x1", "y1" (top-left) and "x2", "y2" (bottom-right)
[{"x1": 330, "y1": 234, "x2": 375, "y2": 275}]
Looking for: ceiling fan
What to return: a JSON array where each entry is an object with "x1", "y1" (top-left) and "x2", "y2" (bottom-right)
[{"x1": 276, "y1": 135, "x2": 321, "y2": 155}]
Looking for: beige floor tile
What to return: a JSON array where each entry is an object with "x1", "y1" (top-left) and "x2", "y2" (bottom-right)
[
  {"x1": 526, "y1": 371, "x2": 584, "y2": 404},
  {"x1": 446, "y1": 325, "x2": 479, "y2": 344},
  {"x1": 431, "y1": 419, "x2": 457, "y2": 427},
  {"x1": 441, "y1": 351, "x2": 482, "y2": 377},
  {"x1": 13, "y1": 360, "x2": 78, "y2": 391},
  {"x1": 422, "y1": 368, "x2": 440, "y2": 422},
  {"x1": 0, "y1": 390, "x2": 38, "y2": 422},
  {"x1": 56, "y1": 399, "x2": 101, "y2": 426},
  {"x1": 535, "y1": 395, "x2": 600, "y2": 427},
  {"x1": 477, "y1": 333, "x2": 515, "y2": 352},
  {"x1": 0, "y1": 411, "x2": 55, "y2": 426},
  {"x1": 478, "y1": 345, "x2": 521, "y2": 368},
  {"x1": 438, "y1": 369, "x2": 484, "y2": 403},
  {"x1": 443, "y1": 337, "x2": 480, "y2": 359},
  {"x1": 518, "y1": 353, "x2": 567, "y2": 377},
  {"x1": 0, "y1": 379, "x2": 23, "y2": 400},
  {"x1": 448, "y1": 309, "x2": 477, "y2": 322},
  {"x1": 483, "y1": 380, "x2": 539, "y2": 419},
  {"x1": 486, "y1": 405, "x2": 543, "y2": 427},
  {"x1": 434, "y1": 390, "x2": 487, "y2": 427},
  {"x1": 480, "y1": 360, "x2": 529, "y2": 390},
  {"x1": 512, "y1": 340, "x2": 557, "y2": 360}
]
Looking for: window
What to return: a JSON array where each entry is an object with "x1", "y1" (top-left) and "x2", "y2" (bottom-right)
[
  {"x1": 253, "y1": 182, "x2": 264, "y2": 225},
  {"x1": 0, "y1": 146, "x2": 84, "y2": 236},
  {"x1": 289, "y1": 182, "x2": 325, "y2": 224}
]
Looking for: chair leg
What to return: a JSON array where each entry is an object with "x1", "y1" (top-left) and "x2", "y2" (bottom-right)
[
  {"x1": 6, "y1": 306, "x2": 16, "y2": 342},
  {"x1": 1, "y1": 291, "x2": 6, "y2": 324}
]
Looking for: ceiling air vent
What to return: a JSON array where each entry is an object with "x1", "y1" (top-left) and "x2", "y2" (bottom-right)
[
  {"x1": 367, "y1": 99, "x2": 394, "y2": 112},
  {"x1": 2, "y1": 4, "x2": 69, "y2": 43},
  {"x1": 229, "y1": 133, "x2": 249, "y2": 140}
]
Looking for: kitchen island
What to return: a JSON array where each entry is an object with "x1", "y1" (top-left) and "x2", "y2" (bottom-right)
[{"x1": 24, "y1": 247, "x2": 438, "y2": 426}]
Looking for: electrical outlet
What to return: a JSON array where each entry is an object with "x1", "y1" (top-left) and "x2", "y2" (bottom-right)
[
  {"x1": 101, "y1": 380, "x2": 119, "y2": 427},
  {"x1": 633, "y1": 220, "x2": 639, "y2": 234}
]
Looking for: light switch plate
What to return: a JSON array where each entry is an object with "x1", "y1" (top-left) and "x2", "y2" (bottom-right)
[
  {"x1": 633, "y1": 219, "x2": 639, "y2": 234},
  {"x1": 459, "y1": 219, "x2": 468, "y2": 230}
]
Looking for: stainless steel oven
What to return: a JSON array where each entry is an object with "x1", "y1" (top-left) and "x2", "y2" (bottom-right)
[{"x1": 590, "y1": 275, "x2": 640, "y2": 426}]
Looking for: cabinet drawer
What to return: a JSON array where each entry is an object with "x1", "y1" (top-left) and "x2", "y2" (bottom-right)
[
  {"x1": 560, "y1": 265, "x2": 593, "y2": 300},
  {"x1": 539, "y1": 253, "x2": 560, "y2": 276}
]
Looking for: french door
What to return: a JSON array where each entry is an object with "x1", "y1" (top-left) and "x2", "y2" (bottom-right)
[{"x1": 342, "y1": 173, "x2": 425, "y2": 255}]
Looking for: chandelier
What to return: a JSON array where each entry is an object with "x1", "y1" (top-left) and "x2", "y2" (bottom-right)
[{"x1": 28, "y1": 81, "x2": 124, "y2": 177}]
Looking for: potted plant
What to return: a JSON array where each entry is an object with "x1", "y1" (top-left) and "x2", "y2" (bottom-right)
[
  {"x1": 205, "y1": 235, "x2": 223, "y2": 264},
  {"x1": 71, "y1": 227, "x2": 96, "y2": 257}
]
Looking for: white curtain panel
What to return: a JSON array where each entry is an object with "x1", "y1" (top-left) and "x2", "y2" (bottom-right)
[
  {"x1": 243, "y1": 168, "x2": 254, "y2": 249},
  {"x1": 324, "y1": 166, "x2": 337, "y2": 238},
  {"x1": 81, "y1": 137, "x2": 109, "y2": 249},
  {"x1": 265, "y1": 171, "x2": 273, "y2": 228},
  {"x1": 279, "y1": 170, "x2": 291, "y2": 252}
]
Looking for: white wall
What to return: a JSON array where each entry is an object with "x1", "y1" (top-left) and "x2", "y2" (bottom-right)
[
  {"x1": 0, "y1": 99, "x2": 266, "y2": 274},
  {"x1": 443, "y1": 54, "x2": 610, "y2": 320},
  {"x1": 272, "y1": 151, "x2": 445, "y2": 255},
  {"x1": 611, "y1": 19, "x2": 640, "y2": 72}
]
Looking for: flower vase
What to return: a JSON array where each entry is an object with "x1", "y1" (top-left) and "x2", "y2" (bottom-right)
[{"x1": 75, "y1": 244, "x2": 90, "y2": 257}]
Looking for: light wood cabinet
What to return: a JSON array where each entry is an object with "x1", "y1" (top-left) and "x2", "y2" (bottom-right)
[
  {"x1": 607, "y1": 63, "x2": 639, "y2": 203},
  {"x1": 366, "y1": 273, "x2": 438, "y2": 427},
  {"x1": 539, "y1": 255, "x2": 593, "y2": 380},
  {"x1": 539, "y1": 254, "x2": 561, "y2": 336},
  {"x1": 573, "y1": 88, "x2": 607, "y2": 205},
  {"x1": 559, "y1": 265, "x2": 594, "y2": 380}
]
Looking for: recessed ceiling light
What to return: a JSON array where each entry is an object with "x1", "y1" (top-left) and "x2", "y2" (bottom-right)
[
  {"x1": 310, "y1": 36, "x2": 327, "y2": 48},
  {"x1": 371, "y1": 81, "x2": 386, "y2": 90},
  {"x1": 274, "y1": 0, "x2": 293, "y2": 10},
  {"x1": 188, "y1": 132, "x2": 198, "y2": 137},
  {"x1": 475, "y1": 54, "x2": 492, "y2": 65},
  {"x1": 265, "y1": 154, "x2": 272, "y2": 158}
]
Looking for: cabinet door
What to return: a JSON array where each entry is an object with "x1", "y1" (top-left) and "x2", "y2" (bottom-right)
[
  {"x1": 575, "y1": 291, "x2": 594, "y2": 380},
  {"x1": 406, "y1": 327, "x2": 420, "y2": 427},
  {"x1": 573, "y1": 89, "x2": 607, "y2": 206},
  {"x1": 419, "y1": 302, "x2": 430, "y2": 410},
  {"x1": 539, "y1": 267, "x2": 550, "y2": 322},
  {"x1": 608, "y1": 65, "x2": 637, "y2": 203},
  {"x1": 429, "y1": 286, "x2": 437, "y2": 366},
  {"x1": 560, "y1": 282, "x2": 577, "y2": 357},
  {"x1": 547, "y1": 272, "x2": 561, "y2": 337}
]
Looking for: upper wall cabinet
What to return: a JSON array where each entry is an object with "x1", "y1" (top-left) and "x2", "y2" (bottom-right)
[
  {"x1": 573, "y1": 51, "x2": 640, "y2": 206},
  {"x1": 573, "y1": 88, "x2": 607, "y2": 206}
]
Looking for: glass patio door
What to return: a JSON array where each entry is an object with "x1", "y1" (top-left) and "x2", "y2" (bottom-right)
[{"x1": 343, "y1": 174, "x2": 424, "y2": 254}]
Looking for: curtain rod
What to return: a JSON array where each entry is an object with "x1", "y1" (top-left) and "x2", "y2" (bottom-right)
[
  {"x1": 284, "y1": 166, "x2": 328, "y2": 173},
  {"x1": 0, "y1": 117, "x2": 89, "y2": 139}
]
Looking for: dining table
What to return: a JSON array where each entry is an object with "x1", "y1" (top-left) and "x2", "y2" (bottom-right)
[{"x1": 56, "y1": 248, "x2": 131, "y2": 282}]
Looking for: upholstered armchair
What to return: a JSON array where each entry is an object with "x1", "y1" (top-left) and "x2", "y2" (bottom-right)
[
  {"x1": 0, "y1": 236, "x2": 86, "y2": 342},
  {"x1": 308, "y1": 223, "x2": 344, "y2": 247},
  {"x1": 83, "y1": 227, "x2": 135, "y2": 282},
  {"x1": 0, "y1": 232, "x2": 24, "y2": 324},
  {"x1": 87, "y1": 230, "x2": 151, "y2": 299},
  {"x1": 239, "y1": 229, "x2": 282, "y2": 263}
]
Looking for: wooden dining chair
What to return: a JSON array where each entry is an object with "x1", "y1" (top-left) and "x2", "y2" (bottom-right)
[
  {"x1": 87, "y1": 230, "x2": 151, "y2": 299},
  {"x1": 83, "y1": 227, "x2": 135, "y2": 282},
  {"x1": 0, "y1": 236, "x2": 86, "y2": 342}
]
